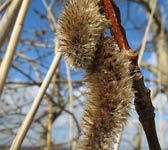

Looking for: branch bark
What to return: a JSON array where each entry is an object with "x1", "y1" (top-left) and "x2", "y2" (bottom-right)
[
  {"x1": 0, "y1": 0, "x2": 22, "y2": 48},
  {"x1": 102, "y1": 0, "x2": 161, "y2": 149},
  {"x1": 102, "y1": 0, "x2": 130, "y2": 50},
  {"x1": 0, "y1": 0, "x2": 11, "y2": 13},
  {"x1": 0, "y1": 0, "x2": 29, "y2": 96},
  {"x1": 10, "y1": 38, "x2": 62, "y2": 149}
]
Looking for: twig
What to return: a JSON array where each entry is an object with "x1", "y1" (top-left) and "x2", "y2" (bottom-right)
[
  {"x1": 0, "y1": 0, "x2": 29, "y2": 96},
  {"x1": 0, "y1": 0, "x2": 23, "y2": 48},
  {"x1": 46, "y1": 100, "x2": 53, "y2": 150},
  {"x1": 141, "y1": 62, "x2": 158, "y2": 75},
  {"x1": 102, "y1": 0, "x2": 161, "y2": 149},
  {"x1": 138, "y1": 0, "x2": 157, "y2": 65},
  {"x1": 42, "y1": 0, "x2": 57, "y2": 31},
  {"x1": 102, "y1": 0, "x2": 130, "y2": 50},
  {"x1": 157, "y1": 68, "x2": 163, "y2": 147},
  {"x1": 66, "y1": 63, "x2": 74, "y2": 150},
  {"x1": 10, "y1": 38, "x2": 62, "y2": 149},
  {"x1": 0, "y1": 0, "x2": 11, "y2": 13}
]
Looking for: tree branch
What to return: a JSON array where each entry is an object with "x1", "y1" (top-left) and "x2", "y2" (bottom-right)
[
  {"x1": 102, "y1": 0, "x2": 161, "y2": 149},
  {"x1": 102, "y1": 0, "x2": 130, "y2": 50}
]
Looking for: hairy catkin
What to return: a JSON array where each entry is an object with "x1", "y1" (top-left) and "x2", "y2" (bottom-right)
[
  {"x1": 57, "y1": 0, "x2": 133, "y2": 149},
  {"x1": 77, "y1": 38, "x2": 133, "y2": 150},
  {"x1": 57, "y1": 0, "x2": 109, "y2": 69}
]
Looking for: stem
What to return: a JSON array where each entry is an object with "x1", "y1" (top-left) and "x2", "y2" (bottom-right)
[
  {"x1": 102, "y1": 0, "x2": 161, "y2": 149},
  {"x1": 0, "y1": 0, "x2": 27, "y2": 96},
  {"x1": 10, "y1": 37, "x2": 61, "y2": 149},
  {"x1": 102, "y1": 0, "x2": 130, "y2": 50}
]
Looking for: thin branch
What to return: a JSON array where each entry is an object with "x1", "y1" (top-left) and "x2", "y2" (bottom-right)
[
  {"x1": 46, "y1": 101, "x2": 53, "y2": 150},
  {"x1": 42, "y1": 0, "x2": 57, "y2": 31},
  {"x1": 10, "y1": 38, "x2": 62, "y2": 149},
  {"x1": 102, "y1": 0, "x2": 130, "y2": 50},
  {"x1": 0, "y1": 0, "x2": 11, "y2": 13},
  {"x1": 66, "y1": 63, "x2": 75, "y2": 150},
  {"x1": 138, "y1": 0, "x2": 157, "y2": 65},
  {"x1": 157, "y1": 66, "x2": 163, "y2": 147},
  {"x1": 141, "y1": 62, "x2": 157, "y2": 75},
  {"x1": 20, "y1": 38, "x2": 54, "y2": 49},
  {"x1": 12, "y1": 64, "x2": 37, "y2": 83},
  {"x1": 102, "y1": 1, "x2": 161, "y2": 149},
  {"x1": 0, "y1": 0, "x2": 23, "y2": 48},
  {"x1": 0, "y1": 0, "x2": 30, "y2": 96},
  {"x1": 129, "y1": 0, "x2": 161, "y2": 32},
  {"x1": 6, "y1": 80, "x2": 83, "y2": 86}
]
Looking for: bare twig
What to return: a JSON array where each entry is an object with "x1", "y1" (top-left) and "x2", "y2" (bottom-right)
[
  {"x1": 102, "y1": 0, "x2": 161, "y2": 149},
  {"x1": 46, "y1": 101, "x2": 53, "y2": 150},
  {"x1": 0, "y1": 0, "x2": 11, "y2": 13},
  {"x1": 157, "y1": 64, "x2": 163, "y2": 147},
  {"x1": 0, "y1": 0, "x2": 23, "y2": 48},
  {"x1": 141, "y1": 62, "x2": 158, "y2": 75},
  {"x1": 20, "y1": 38, "x2": 54, "y2": 49},
  {"x1": 138, "y1": 0, "x2": 157, "y2": 65},
  {"x1": 135, "y1": 123, "x2": 142, "y2": 150},
  {"x1": 66, "y1": 63, "x2": 74, "y2": 150},
  {"x1": 0, "y1": 0, "x2": 29, "y2": 96},
  {"x1": 10, "y1": 37, "x2": 62, "y2": 149},
  {"x1": 102, "y1": 0, "x2": 130, "y2": 50},
  {"x1": 42, "y1": 0, "x2": 57, "y2": 31}
]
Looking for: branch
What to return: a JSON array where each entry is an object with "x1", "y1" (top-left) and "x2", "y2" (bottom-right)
[
  {"x1": 102, "y1": 0, "x2": 130, "y2": 50},
  {"x1": 66, "y1": 63, "x2": 75, "y2": 149},
  {"x1": 129, "y1": 0, "x2": 161, "y2": 33},
  {"x1": 0, "y1": 0, "x2": 30, "y2": 96},
  {"x1": 10, "y1": 39, "x2": 62, "y2": 149},
  {"x1": 0, "y1": 0, "x2": 22, "y2": 48},
  {"x1": 138, "y1": 0, "x2": 157, "y2": 65},
  {"x1": 141, "y1": 62, "x2": 158, "y2": 75},
  {"x1": 102, "y1": 0, "x2": 161, "y2": 149},
  {"x1": 0, "y1": 0, "x2": 11, "y2": 13}
]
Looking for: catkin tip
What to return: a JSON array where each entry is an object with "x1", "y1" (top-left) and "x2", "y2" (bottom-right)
[{"x1": 57, "y1": 0, "x2": 109, "y2": 69}]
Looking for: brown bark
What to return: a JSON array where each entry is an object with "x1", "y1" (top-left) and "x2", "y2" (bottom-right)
[
  {"x1": 102, "y1": 0, "x2": 161, "y2": 149},
  {"x1": 102, "y1": 0, "x2": 130, "y2": 50}
]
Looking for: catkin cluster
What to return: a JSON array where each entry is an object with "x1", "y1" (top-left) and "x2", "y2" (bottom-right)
[
  {"x1": 57, "y1": 0, "x2": 109, "y2": 69},
  {"x1": 57, "y1": 0, "x2": 133, "y2": 149}
]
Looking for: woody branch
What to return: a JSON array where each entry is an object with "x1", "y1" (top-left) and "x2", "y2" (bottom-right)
[{"x1": 102, "y1": 0, "x2": 161, "y2": 149}]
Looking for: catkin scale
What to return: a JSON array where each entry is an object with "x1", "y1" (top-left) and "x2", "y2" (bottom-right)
[{"x1": 57, "y1": 0, "x2": 109, "y2": 69}]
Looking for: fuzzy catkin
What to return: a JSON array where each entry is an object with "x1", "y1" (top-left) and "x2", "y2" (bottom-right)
[
  {"x1": 57, "y1": 0, "x2": 109, "y2": 69},
  {"x1": 57, "y1": 0, "x2": 133, "y2": 149},
  {"x1": 77, "y1": 38, "x2": 133, "y2": 150}
]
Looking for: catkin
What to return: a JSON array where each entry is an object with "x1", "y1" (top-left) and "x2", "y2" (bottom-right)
[
  {"x1": 77, "y1": 38, "x2": 133, "y2": 150},
  {"x1": 57, "y1": 0, "x2": 133, "y2": 149},
  {"x1": 57, "y1": 0, "x2": 109, "y2": 69}
]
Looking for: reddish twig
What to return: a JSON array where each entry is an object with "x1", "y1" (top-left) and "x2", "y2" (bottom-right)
[
  {"x1": 102, "y1": 0, "x2": 161, "y2": 149},
  {"x1": 102, "y1": 0, "x2": 130, "y2": 50}
]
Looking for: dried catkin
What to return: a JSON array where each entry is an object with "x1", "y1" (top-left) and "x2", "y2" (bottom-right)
[
  {"x1": 77, "y1": 38, "x2": 133, "y2": 150},
  {"x1": 57, "y1": 0, "x2": 109, "y2": 69},
  {"x1": 57, "y1": 0, "x2": 133, "y2": 149}
]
